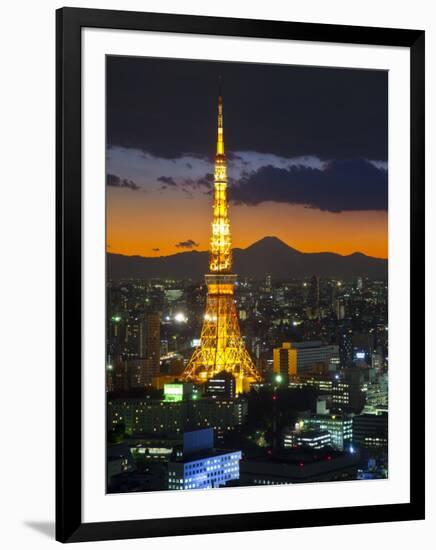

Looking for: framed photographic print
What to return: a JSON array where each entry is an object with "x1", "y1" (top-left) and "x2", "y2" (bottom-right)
[{"x1": 56, "y1": 7, "x2": 425, "y2": 543}]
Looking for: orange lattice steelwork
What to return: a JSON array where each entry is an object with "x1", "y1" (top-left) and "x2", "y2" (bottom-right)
[{"x1": 182, "y1": 92, "x2": 262, "y2": 393}]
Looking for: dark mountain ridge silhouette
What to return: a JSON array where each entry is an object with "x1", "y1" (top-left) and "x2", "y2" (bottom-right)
[{"x1": 107, "y1": 236, "x2": 387, "y2": 281}]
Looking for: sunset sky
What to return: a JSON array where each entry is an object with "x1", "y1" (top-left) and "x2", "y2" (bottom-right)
[{"x1": 106, "y1": 57, "x2": 388, "y2": 259}]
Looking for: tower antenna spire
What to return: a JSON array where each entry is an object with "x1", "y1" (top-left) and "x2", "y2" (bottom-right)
[{"x1": 217, "y1": 77, "x2": 224, "y2": 156}]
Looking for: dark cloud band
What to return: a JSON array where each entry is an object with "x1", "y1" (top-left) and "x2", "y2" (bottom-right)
[
  {"x1": 107, "y1": 173, "x2": 140, "y2": 191},
  {"x1": 107, "y1": 57, "x2": 388, "y2": 161},
  {"x1": 157, "y1": 176, "x2": 177, "y2": 187},
  {"x1": 228, "y1": 159, "x2": 387, "y2": 213},
  {"x1": 175, "y1": 239, "x2": 199, "y2": 249}
]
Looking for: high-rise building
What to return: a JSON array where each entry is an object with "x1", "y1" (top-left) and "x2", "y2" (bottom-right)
[
  {"x1": 189, "y1": 397, "x2": 248, "y2": 439},
  {"x1": 327, "y1": 367, "x2": 366, "y2": 414},
  {"x1": 329, "y1": 348, "x2": 341, "y2": 372},
  {"x1": 205, "y1": 371, "x2": 236, "y2": 398},
  {"x1": 125, "y1": 358, "x2": 149, "y2": 389},
  {"x1": 335, "y1": 298, "x2": 346, "y2": 320},
  {"x1": 106, "y1": 364, "x2": 114, "y2": 392},
  {"x1": 353, "y1": 413, "x2": 388, "y2": 449},
  {"x1": 168, "y1": 428, "x2": 241, "y2": 490},
  {"x1": 182, "y1": 91, "x2": 261, "y2": 393},
  {"x1": 140, "y1": 313, "x2": 161, "y2": 383},
  {"x1": 107, "y1": 312, "x2": 125, "y2": 359},
  {"x1": 330, "y1": 282, "x2": 337, "y2": 311},
  {"x1": 363, "y1": 377, "x2": 388, "y2": 413},
  {"x1": 338, "y1": 367, "x2": 366, "y2": 412},
  {"x1": 306, "y1": 274, "x2": 320, "y2": 319},
  {"x1": 352, "y1": 332, "x2": 374, "y2": 366},
  {"x1": 339, "y1": 329, "x2": 354, "y2": 368},
  {"x1": 273, "y1": 341, "x2": 337, "y2": 377},
  {"x1": 283, "y1": 428, "x2": 332, "y2": 450},
  {"x1": 107, "y1": 395, "x2": 248, "y2": 436},
  {"x1": 108, "y1": 398, "x2": 188, "y2": 435},
  {"x1": 112, "y1": 357, "x2": 129, "y2": 392},
  {"x1": 287, "y1": 373, "x2": 333, "y2": 392},
  {"x1": 298, "y1": 414, "x2": 353, "y2": 451},
  {"x1": 371, "y1": 352, "x2": 383, "y2": 371},
  {"x1": 273, "y1": 343, "x2": 295, "y2": 381}
]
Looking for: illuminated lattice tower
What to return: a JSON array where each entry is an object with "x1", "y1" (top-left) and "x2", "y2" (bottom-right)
[{"x1": 182, "y1": 92, "x2": 262, "y2": 393}]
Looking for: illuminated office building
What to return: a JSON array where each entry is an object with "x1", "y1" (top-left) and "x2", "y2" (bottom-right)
[
  {"x1": 163, "y1": 382, "x2": 195, "y2": 402},
  {"x1": 140, "y1": 313, "x2": 161, "y2": 383},
  {"x1": 205, "y1": 371, "x2": 236, "y2": 398},
  {"x1": 168, "y1": 451, "x2": 241, "y2": 490},
  {"x1": 339, "y1": 330, "x2": 354, "y2": 368},
  {"x1": 298, "y1": 414, "x2": 353, "y2": 451},
  {"x1": 167, "y1": 428, "x2": 241, "y2": 490},
  {"x1": 306, "y1": 274, "x2": 320, "y2": 319},
  {"x1": 273, "y1": 341, "x2": 337, "y2": 377},
  {"x1": 283, "y1": 428, "x2": 332, "y2": 450},
  {"x1": 353, "y1": 413, "x2": 388, "y2": 449},
  {"x1": 332, "y1": 367, "x2": 366, "y2": 413},
  {"x1": 108, "y1": 395, "x2": 247, "y2": 436}
]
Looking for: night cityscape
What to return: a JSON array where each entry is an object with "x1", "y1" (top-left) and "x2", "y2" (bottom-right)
[
  {"x1": 106, "y1": 56, "x2": 388, "y2": 493},
  {"x1": 106, "y1": 271, "x2": 388, "y2": 493}
]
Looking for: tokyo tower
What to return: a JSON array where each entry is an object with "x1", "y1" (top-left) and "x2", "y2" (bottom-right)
[{"x1": 182, "y1": 90, "x2": 262, "y2": 393}]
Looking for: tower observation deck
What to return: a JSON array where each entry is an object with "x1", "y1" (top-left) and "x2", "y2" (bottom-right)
[{"x1": 182, "y1": 90, "x2": 262, "y2": 393}]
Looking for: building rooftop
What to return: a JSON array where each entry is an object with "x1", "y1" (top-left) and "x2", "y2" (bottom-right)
[
  {"x1": 239, "y1": 449, "x2": 360, "y2": 482},
  {"x1": 245, "y1": 448, "x2": 341, "y2": 466},
  {"x1": 170, "y1": 448, "x2": 241, "y2": 464}
]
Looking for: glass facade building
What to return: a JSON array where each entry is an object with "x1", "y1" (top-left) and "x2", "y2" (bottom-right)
[
  {"x1": 300, "y1": 414, "x2": 353, "y2": 451},
  {"x1": 168, "y1": 451, "x2": 241, "y2": 490}
]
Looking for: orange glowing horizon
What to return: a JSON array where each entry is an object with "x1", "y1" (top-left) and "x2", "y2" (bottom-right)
[
  {"x1": 107, "y1": 233, "x2": 387, "y2": 261},
  {"x1": 106, "y1": 194, "x2": 388, "y2": 260}
]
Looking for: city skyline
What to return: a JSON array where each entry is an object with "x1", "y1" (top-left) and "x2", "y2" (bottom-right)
[{"x1": 107, "y1": 57, "x2": 388, "y2": 259}]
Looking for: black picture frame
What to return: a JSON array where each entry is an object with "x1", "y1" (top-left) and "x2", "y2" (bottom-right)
[{"x1": 56, "y1": 7, "x2": 425, "y2": 543}]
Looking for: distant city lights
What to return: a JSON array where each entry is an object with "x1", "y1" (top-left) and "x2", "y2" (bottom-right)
[{"x1": 174, "y1": 312, "x2": 188, "y2": 323}]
